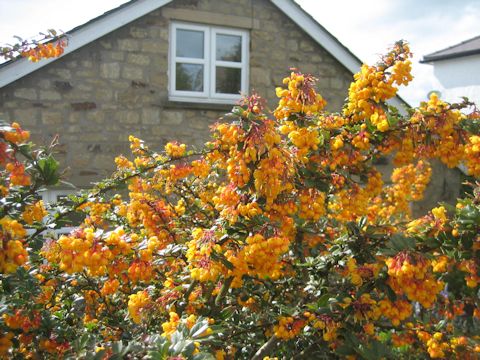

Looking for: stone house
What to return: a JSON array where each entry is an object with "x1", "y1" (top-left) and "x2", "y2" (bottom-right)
[{"x1": 0, "y1": 0, "x2": 457, "y2": 213}]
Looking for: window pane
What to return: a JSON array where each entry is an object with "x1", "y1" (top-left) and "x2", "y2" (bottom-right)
[
  {"x1": 176, "y1": 63, "x2": 204, "y2": 92},
  {"x1": 216, "y1": 34, "x2": 242, "y2": 62},
  {"x1": 176, "y1": 29, "x2": 204, "y2": 58},
  {"x1": 216, "y1": 67, "x2": 241, "y2": 94}
]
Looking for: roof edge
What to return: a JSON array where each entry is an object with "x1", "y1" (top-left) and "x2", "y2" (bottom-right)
[
  {"x1": 420, "y1": 48, "x2": 480, "y2": 63},
  {"x1": 0, "y1": 0, "x2": 173, "y2": 88}
]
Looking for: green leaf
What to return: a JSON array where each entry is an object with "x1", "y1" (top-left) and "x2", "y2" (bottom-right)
[
  {"x1": 379, "y1": 234, "x2": 416, "y2": 255},
  {"x1": 190, "y1": 321, "x2": 209, "y2": 338},
  {"x1": 220, "y1": 306, "x2": 235, "y2": 320},
  {"x1": 37, "y1": 155, "x2": 59, "y2": 185}
]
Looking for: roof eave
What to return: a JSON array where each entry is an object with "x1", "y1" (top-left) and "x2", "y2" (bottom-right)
[{"x1": 421, "y1": 48, "x2": 480, "y2": 64}]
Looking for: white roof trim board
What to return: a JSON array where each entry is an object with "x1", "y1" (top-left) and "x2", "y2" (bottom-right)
[{"x1": 0, "y1": 0, "x2": 408, "y2": 108}]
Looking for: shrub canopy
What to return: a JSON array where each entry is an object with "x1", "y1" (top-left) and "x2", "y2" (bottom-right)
[{"x1": 0, "y1": 41, "x2": 479, "y2": 359}]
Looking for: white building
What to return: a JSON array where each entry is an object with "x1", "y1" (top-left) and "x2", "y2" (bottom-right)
[{"x1": 421, "y1": 35, "x2": 480, "y2": 106}]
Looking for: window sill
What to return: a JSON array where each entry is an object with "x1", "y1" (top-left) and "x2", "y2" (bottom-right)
[{"x1": 164, "y1": 100, "x2": 236, "y2": 112}]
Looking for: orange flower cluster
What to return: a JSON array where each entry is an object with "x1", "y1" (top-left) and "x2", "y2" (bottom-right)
[
  {"x1": 0, "y1": 333, "x2": 13, "y2": 356},
  {"x1": 0, "y1": 123, "x2": 31, "y2": 187},
  {"x1": 21, "y1": 200, "x2": 47, "y2": 224},
  {"x1": 21, "y1": 41, "x2": 65, "y2": 62},
  {"x1": 2, "y1": 122, "x2": 30, "y2": 144},
  {"x1": 3, "y1": 309, "x2": 40, "y2": 333},
  {"x1": 465, "y1": 135, "x2": 480, "y2": 176},
  {"x1": 128, "y1": 291, "x2": 151, "y2": 324},
  {"x1": 298, "y1": 188, "x2": 326, "y2": 221},
  {"x1": 226, "y1": 233, "x2": 290, "y2": 287},
  {"x1": 0, "y1": 218, "x2": 28, "y2": 273},
  {"x1": 459, "y1": 260, "x2": 480, "y2": 288},
  {"x1": 344, "y1": 257, "x2": 380, "y2": 287},
  {"x1": 273, "y1": 316, "x2": 305, "y2": 340},
  {"x1": 165, "y1": 141, "x2": 187, "y2": 158},
  {"x1": 274, "y1": 71, "x2": 327, "y2": 119},
  {"x1": 186, "y1": 228, "x2": 223, "y2": 282},
  {"x1": 41, "y1": 227, "x2": 141, "y2": 277},
  {"x1": 344, "y1": 42, "x2": 412, "y2": 128},
  {"x1": 417, "y1": 331, "x2": 451, "y2": 359},
  {"x1": 370, "y1": 160, "x2": 432, "y2": 220},
  {"x1": 386, "y1": 252, "x2": 444, "y2": 308},
  {"x1": 377, "y1": 299, "x2": 412, "y2": 326}
]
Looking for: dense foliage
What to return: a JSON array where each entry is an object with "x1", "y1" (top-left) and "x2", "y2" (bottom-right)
[{"x1": 0, "y1": 41, "x2": 479, "y2": 359}]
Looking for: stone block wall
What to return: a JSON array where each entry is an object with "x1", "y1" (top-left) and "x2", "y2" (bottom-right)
[{"x1": 0, "y1": 0, "x2": 353, "y2": 187}]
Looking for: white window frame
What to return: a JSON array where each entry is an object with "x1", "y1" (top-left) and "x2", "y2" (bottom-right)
[{"x1": 169, "y1": 22, "x2": 249, "y2": 104}]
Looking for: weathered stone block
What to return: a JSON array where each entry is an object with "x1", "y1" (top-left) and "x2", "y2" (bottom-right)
[
  {"x1": 118, "y1": 39, "x2": 140, "y2": 51},
  {"x1": 126, "y1": 53, "x2": 151, "y2": 66},
  {"x1": 95, "y1": 89, "x2": 113, "y2": 102},
  {"x1": 330, "y1": 78, "x2": 344, "y2": 90},
  {"x1": 142, "y1": 108, "x2": 160, "y2": 124},
  {"x1": 286, "y1": 39, "x2": 299, "y2": 52},
  {"x1": 141, "y1": 40, "x2": 166, "y2": 53},
  {"x1": 161, "y1": 111, "x2": 183, "y2": 125},
  {"x1": 100, "y1": 63, "x2": 121, "y2": 79},
  {"x1": 122, "y1": 65, "x2": 144, "y2": 80},
  {"x1": 119, "y1": 111, "x2": 140, "y2": 124},
  {"x1": 42, "y1": 111, "x2": 63, "y2": 125},
  {"x1": 92, "y1": 154, "x2": 115, "y2": 169},
  {"x1": 251, "y1": 67, "x2": 270, "y2": 86},
  {"x1": 54, "y1": 81, "x2": 73, "y2": 92},
  {"x1": 300, "y1": 40, "x2": 314, "y2": 52},
  {"x1": 130, "y1": 27, "x2": 149, "y2": 38},
  {"x1": 110, "y1": 52, "x2": 125, "y2": 61},
  {"x1": 86, "y1": 111, "x2": 106, "y2": 123},
  {"x1": 53, "y1": 69, "x2": 72, "y2": 79},
  {"x1": 37, "y1": 79, "x2": 52, "y2": 90},
  {"x1": 13, "y1": 109, "x2": 39, "y2": 126},
  {"x1": 39, "y1": 90, "x2": 62, "y2": 101},
  {"x1": 100, "y1": 41, "x2": 112, "y2": 49},
  {"x1": 14, "y1": 88, "x2": 37, "y2": 100},
  {"x1": 81, "y1": 60, "x2": 94, "y2": 68},
  {"x1": 76, "y1": 69, "x2": 96, "y2": 78}
]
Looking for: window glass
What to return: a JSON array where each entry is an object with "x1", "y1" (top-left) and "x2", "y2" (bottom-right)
[
  {"x1": 171, "y1": 24, "x2": 248, "y2": 101},
  {"x1": 216, "y1": 67, "x2": 241, "y2": 94},
  {"x1": 176, "y1": 63, "x2": 204, "y2": 92},
  {"x1": 176, "y1": 29, "x2": 204, "y2": 58},
  {"x1": 216, "y1": 34, "x2": 242, "y2": 62}
]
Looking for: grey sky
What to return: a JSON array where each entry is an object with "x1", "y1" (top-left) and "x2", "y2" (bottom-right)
[{"x1": 1, "y1": 0, "x2": 479, "y2": 106}]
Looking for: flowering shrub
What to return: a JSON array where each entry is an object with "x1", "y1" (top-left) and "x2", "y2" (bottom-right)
[{"x1": 0, "y1": 41, "x2": 479, "y2": 359}]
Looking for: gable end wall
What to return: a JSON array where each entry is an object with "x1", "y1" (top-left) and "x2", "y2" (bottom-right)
[{"x1": 0, "y1": 0, "x2": 353, "y2": 187}]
